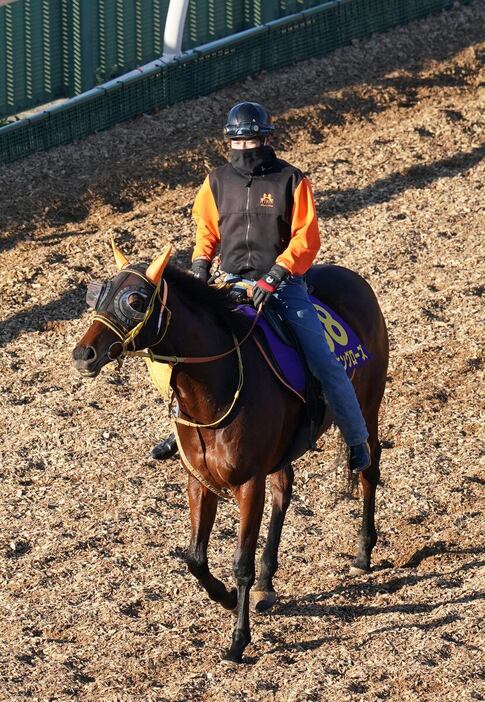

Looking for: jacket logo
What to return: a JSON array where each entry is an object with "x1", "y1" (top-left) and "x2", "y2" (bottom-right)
[{"x1": 260, "y1": 193, "x2": 274, "y2": 208}]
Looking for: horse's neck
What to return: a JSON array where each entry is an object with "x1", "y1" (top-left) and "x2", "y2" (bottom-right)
[{"x1": 155, "y1": 289, "x2": 237, "y2": 423}]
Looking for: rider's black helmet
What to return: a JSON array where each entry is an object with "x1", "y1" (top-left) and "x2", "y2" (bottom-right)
[{"x1": 224, "y1": 101, "x2": 274, "y2": 139}]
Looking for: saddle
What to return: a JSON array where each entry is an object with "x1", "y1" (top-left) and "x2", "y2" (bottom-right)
[
  {"x1": 221, "y1": 277, "x2": 328, "y2": 469},
  {"x1": 223, "y1": 276, "x2": 296, "y2": 342}
]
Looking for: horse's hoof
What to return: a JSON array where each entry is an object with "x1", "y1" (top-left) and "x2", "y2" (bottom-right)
[
  {"x1": 251, "y1": 589, "x2": 277, "y2": 612},
  {"x1": 349, "y1": 565, "x2": 371, "y2": 577},
  {"x1": 222, "y1": 650, "x2": 243, "y2": 664}
]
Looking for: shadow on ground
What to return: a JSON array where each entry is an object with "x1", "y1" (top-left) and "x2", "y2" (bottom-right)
[
  {"x1": 314, "y1": 144, "x2": 485, "y2": 218},
  {"x1": 0, "y1": 1, "x2": 483, "y2": 253}
]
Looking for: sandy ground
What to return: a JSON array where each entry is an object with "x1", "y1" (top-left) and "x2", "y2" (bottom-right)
[{"x1": 0, "y1": 2, "x2": 484, "y2": 700}]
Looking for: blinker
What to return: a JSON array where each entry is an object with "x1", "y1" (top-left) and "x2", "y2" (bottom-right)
[
  {"x1": 86, "y1": 280, "x2": 111, "y2": 310},
  {"x1": 116, "y1": 286, "x2": 149, "y2": 325}
]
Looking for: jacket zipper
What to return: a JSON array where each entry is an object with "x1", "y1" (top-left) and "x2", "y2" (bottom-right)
[{"x1": 245, "y1": 185, "x2": 251, "y2": 268}]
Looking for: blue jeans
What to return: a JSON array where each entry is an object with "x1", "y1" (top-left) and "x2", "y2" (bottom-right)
[{"x1": 266, "y1": 276, "x2": 368, "y2": 446}]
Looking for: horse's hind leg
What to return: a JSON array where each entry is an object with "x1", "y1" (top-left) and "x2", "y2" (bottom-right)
[
  {"x1": 350, "y1": 409, "x2": 381, "y2": 575},
  {"x1": 252, "y1": 464, "x2": 294, "y2": 612},
  {"x1": 224, "y1": 476, "x2": 266, "y2": 663},
  {"x1": 186, "y1": 476, "x2": 237, "y2": 611}
]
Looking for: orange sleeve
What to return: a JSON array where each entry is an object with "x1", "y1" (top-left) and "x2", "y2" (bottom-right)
[
  {"x1": 192, "y1": 175, "x2": 221, "y2": 262},
  {"x1": 275, "y1": 177, "x2": 320, "y2": 275}
]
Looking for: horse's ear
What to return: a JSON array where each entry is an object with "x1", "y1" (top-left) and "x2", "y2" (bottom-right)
[
  {"x1": 111, "y1": 238, "x2": 130, "y2": 270},
  {"x1": 146, "y1": 245, "x2": 173, "y2": 284}
]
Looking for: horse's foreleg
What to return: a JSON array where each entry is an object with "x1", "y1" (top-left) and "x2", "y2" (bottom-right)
[
  {"x1": 252, "y1": 463, "x2": 294, "y2": 612},
  {"x1": 224, "y1": 477, "x2": 266, "y2": 663},
  {"x1": 350, "y1": 413, "x2": 381, "y2": 575},
  {"x1": 186, "y1": 476, "x2": 237, "y2": 611}
]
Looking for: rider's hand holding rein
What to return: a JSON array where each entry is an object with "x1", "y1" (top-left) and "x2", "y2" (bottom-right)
[
  {"x1": 191, "y1": 258, "x2": 211, "y2": 283},
  {"x1": 252, "y1": 263, "x2": 288, "y2": 308}
]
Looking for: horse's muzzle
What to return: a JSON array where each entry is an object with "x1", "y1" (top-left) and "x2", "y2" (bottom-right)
[{"x1": 72, "y1": 344, "x2": 102, "y2": 377}]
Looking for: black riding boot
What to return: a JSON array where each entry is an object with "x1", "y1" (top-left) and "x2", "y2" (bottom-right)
[{"x1": 151, "y1": 433, "x2": 178, "y2": 460}]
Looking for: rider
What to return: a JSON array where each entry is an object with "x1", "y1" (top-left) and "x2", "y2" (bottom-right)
[{"x1": 152, "y1": 101, "x2": 371, "y2": 473}]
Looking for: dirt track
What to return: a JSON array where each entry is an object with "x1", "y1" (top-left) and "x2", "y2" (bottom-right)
[{"x1": 0, "y1": 2, "x2": 484, "y2": 700}]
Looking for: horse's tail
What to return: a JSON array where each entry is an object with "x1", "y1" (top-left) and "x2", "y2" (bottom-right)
[{"x1": 333, "y1": 431, "x2": 359, "y2": 497}]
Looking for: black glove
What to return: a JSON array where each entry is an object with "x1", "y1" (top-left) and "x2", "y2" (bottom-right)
[
  {"x1": 191, "y1": 259, "x2": 211, "y2": 283},
  {"x1": 252, "y1": 264, "x2": 288, "y2": 308}
]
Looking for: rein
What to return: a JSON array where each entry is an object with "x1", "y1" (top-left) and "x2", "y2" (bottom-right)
[{"x1": 174, "y1": 327, "x2": 244, "y2": 429}]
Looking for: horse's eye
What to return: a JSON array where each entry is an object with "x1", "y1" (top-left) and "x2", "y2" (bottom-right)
[{"x1": 127, "y1": 292, "x2": 145, "y2": 312}]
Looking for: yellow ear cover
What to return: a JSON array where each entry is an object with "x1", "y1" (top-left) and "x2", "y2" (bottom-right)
[
  {"x1": 146, "y1": 245, "x2": 173, "y2": 283},
  {"x1": 111, "y1": 238, "x2": 130, "y2": 270}
]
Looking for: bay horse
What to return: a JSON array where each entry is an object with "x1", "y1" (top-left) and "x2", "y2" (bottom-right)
[{"x1": 72, "y1": 242, "x2": 388, "y2": 663}]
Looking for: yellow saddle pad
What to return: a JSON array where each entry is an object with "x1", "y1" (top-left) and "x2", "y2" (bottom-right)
[{"x1": 145, "y1": 358, "x2": 172, "y2": 398}]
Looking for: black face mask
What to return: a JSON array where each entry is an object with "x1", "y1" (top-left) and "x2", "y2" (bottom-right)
[{"x1": 230, "y1": 144, "x2": 276, "y2": 177}]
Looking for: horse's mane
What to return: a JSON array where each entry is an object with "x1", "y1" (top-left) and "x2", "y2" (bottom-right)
[{"x1": 164, "y1": 264, "x2": 252, "y2": 337}]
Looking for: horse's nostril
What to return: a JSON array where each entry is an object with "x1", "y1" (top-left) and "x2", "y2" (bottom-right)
[
  {"x1": 84, "y1": 346, "x2": 97, "y2": 362},
  {"x1": 72, "y1": 345, "x2": 97, "y2": 363}
]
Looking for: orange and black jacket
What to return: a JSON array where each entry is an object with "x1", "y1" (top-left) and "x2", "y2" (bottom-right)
[{"x1": 192, "y1": 152, "x2": 320, "y2": 280}]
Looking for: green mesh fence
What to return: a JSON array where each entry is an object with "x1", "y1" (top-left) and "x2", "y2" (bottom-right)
[
  {"x1": 181, "y1": 0, "x2": 324, "y2": 49},
  {"x1": 0, "y1": 0, "x2": 454, "y2": 164},
  {"x1": 0, "y1": 0, "x2": 332, "y2": 118},
  {"x1": 0, "y1": 0, "x2": 66, "y2": 117},
  {"x1": 0, "y1": 0, "x2": 172, "y2": 117}
]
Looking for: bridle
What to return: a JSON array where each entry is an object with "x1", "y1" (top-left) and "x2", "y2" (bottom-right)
[{"x1": 87, "y1": 267, "x2": 261, "y2": 429}]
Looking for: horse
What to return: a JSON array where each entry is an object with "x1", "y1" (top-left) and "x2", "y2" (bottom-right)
[{"x1": 72, "y1": 241, "x2": 389, "y2": 663}]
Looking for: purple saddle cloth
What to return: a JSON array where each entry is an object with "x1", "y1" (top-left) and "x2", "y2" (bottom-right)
[{"x1": 238, "y1": 296, "x2": 371, "y2": 396}]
